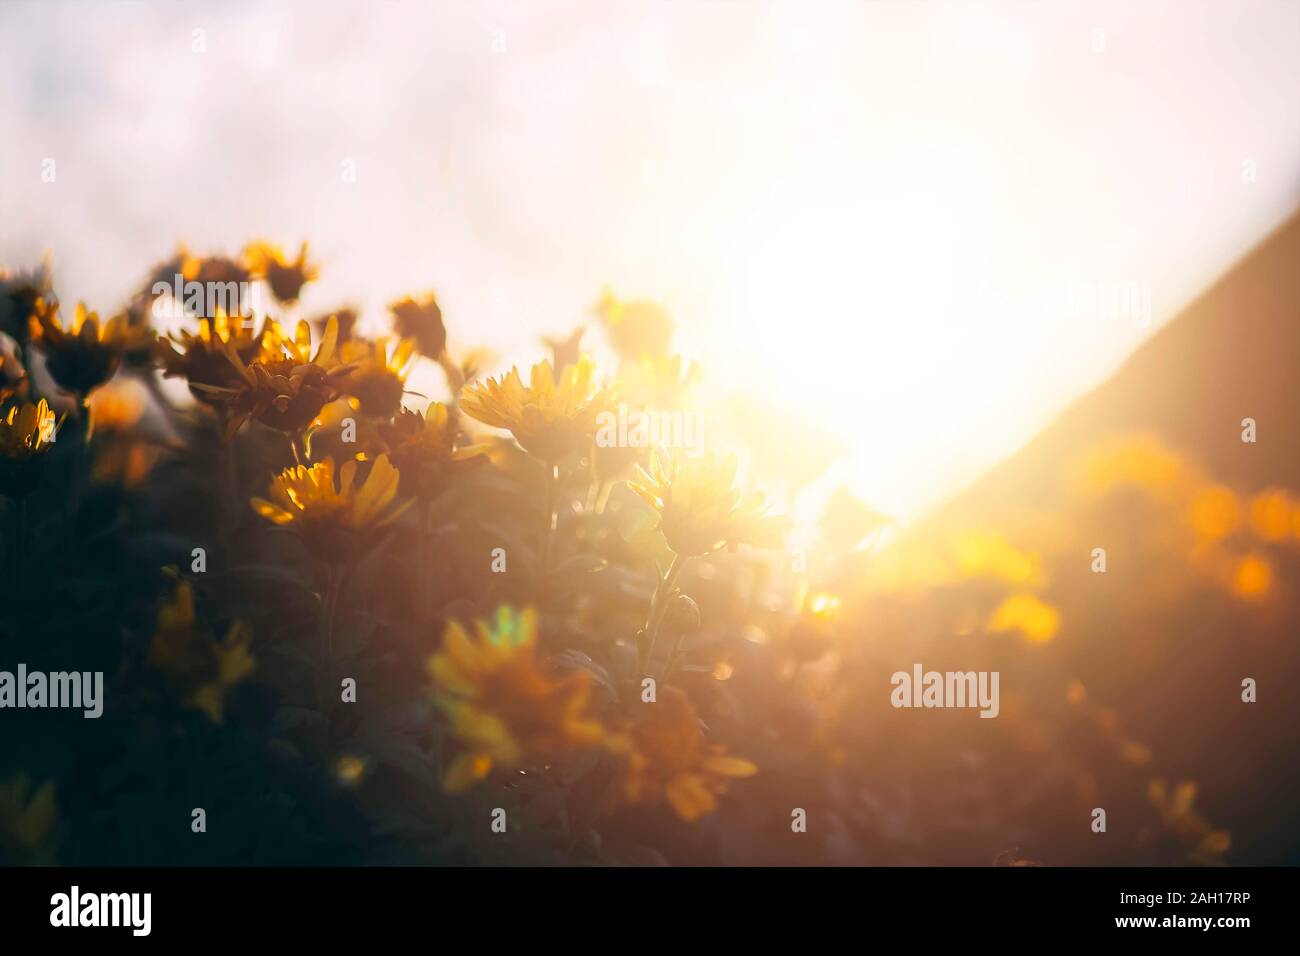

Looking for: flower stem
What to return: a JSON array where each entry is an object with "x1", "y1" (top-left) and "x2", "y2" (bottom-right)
[
  {"x1": 316, "y1": 562, "x2": 346, "y2": 710},
  {"x1": 640, "y1": 552, "x2": 685, "y2": 674},
  {"x1": 542, "y1": 461, "x2": 559, "y2": 576},
  {"x1": 420, "y1": 497, "x2": 435, "y2": 621}
]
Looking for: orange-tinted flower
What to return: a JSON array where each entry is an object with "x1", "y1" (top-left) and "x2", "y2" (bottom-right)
[
  {"x1": 1147, "y1": 779, "x2": 1231, "y2": 864},
  {"x1": 0, "y1": 399, "x2": 58, "y2": 497},
  {"x1": 148, "y1": 579, "x2": 255, "y2": 725},
  {"x1": 607, "y1": 687, "x2": 756, "y2": 822},
  {"x1": 389, "y1": 292, "x2": 447, "y2": 359},
  {"x1": 1231, "y1": 555, "x2": 1271, "y2": 598},
  {"x1": 250, "y1": 454, "x2": 412, "y2": 555},
  {"x1": 338, "y1": 337, "x2": 417, "y2": 417},
  {"x1": 378, "y1": 402, "x2": 486, "y2": 498},
  {"x1": 987, "y1": 592, "x2": 1061, "y2": 643},
  {"x1": 242, "y1": 240, "x2": 319, "y2": 303},
  {"x1": 629, "y1": 449, "x2": 789, "y2": 557},
  {"x1": 428, "y1": 606, "x2": 605, "y2": 792},
  {"x1": 29, "y1": 299, "x2": 127, "y2": 398},
  {"x1": 207, "y1": 317, "x2": 348, "y2": 436},
  {"x1": 1190, "y1": 485, "x2": 1240, "y2": 541},
  {"x1": 157, "y1": 313, "x2": 283, "y2": 405},
  {"x1": 1248, "y1": 489, "x2": 1292, "y2": 541},
  {"x1": 593, "y1": 287, "x2": 673, "y2": 359},
  {"x1": 461, "y1": 357, "x2": 604, "y2": 462}
]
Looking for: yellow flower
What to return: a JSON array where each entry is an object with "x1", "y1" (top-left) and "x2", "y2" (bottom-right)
[
  {"x1": 987, "y1": 592, "x2": 1061, "y2": 643},
  {"x1": 1190, "y1": 484, "x2": 1240, "y2": 541},
  {"x1": 389, "y1": 292, "x2": 447, "y2": 358},
  {"x1": 0, "y1": 399, "x2": 58, "y2": 497},
  {"x1": 1231, "y1": 554, "x2": 1271, "y2": 598},
  {"x1": 460, "y1": 357, "x2": 604, "y2": 462},
  {"x1": 87, "y1": 377, "x2": 146, "y2": 433},
  {"x1": 174, "y1": 250, "x2": 253, "y2": 314},
  {"x1": 208, "y1": 317, "x2": 347, "y2": 436},
  {"x1": 157, "y1": 312, "x2": 283, "y2": 405},
  {"x1": 607, "y1": 687, "x2": 756, "y2": 822},
  {"x1": 29, "y1": 299, "x2": 127, "y2": 398},
  {"x1": 616, "y1": 352, "x2": 699, "y2": 409},
  {"x1": 593, "y1": 287, "x2": 673, "y2": 359},
  {"x1": 339, "y1": 337, "x2": 417, "y2": 417},
  {"x1": 1248, "y1": 489, "x2": 1292, "y2": 541},
  {"x1": 428, "y1": 606, "x2": 604, "y2": 792},
  {"x1": 0, "y1": 399, "x2": 57, "y2": 461},
  {"x1": 378, "y1": 401, "x2": 486, "y2": 499},
  {"x1": 0, "y1": 258, "x2": 53, "y2": 346},
  {"x1": 250, "y1": 454, "x2": 412, "y2": 553},
  {"x1": 0, "y1": 774, "x2": 58, "y2": 864},
  {"x1": 147, "y1": 579, "x2": 255, "y2": 724},
  {"x1": 242, "y1": 240, "x2": 319, "y2": 303},
  {"x1": 1148, "y1": 779, "x2": 1231, "y2": 864},
  {"x1": 629, "y1": 448, "x2": 789, "y2": 557}
]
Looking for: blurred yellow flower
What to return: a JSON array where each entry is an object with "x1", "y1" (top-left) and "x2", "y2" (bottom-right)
[
  {"x1": 389, "y1": 292, "x2": 447, "y2": 359},
  {"x1": 1190, "y1": 484, "x2": 1241, "y2": 541},
  {"x1": 335, "y1": 754, "x2": 369, "y2": 788},
  {"x1": 242, "y1": 240, "x2": 319, "y2": 303},
  {"x1": 250, "y1": 454, "x2": 412, "y2": 552},
  {"x1": 460, "y1": 356, "x2": 604, "y2": 462},
  {"x1": 378, "y1": 402, "x2": 486, "y2": 499},
  {"x1": 1248, "y1": 489, "x2": 1292, "y2": 541},
  {"x1": 0, "y1": 774, "x2": 58, "y2": 864},
  {"x1": 951, "y1": 530, "x2": 1046, "y2": 587},
  {"x1": 87, "y1": 377, "x2": 146, "y2": 433},
  {"x1": 616, "y1": 352, "x2": 700, "y2": 409},
  {"x1": 988, "y1": 592, "x2": 1061, "y2": 643},
  {"x1": 29, "y1": 299, "x2": 127, "y2": 398},
  {"x1": 148, "y1": 579, "x2": 255, "y2": 725},
  {"x1": 1148, "y1": 778, "x2": 1231, "y2": 864},
  {"x1": 608, "y1": 687, "x2": 756, "y2": 822},
  {"x1": 629, "y1": 448, "x2": 789, "y2": 557},
  {"x1": 593, "y1": 287, "x2": 673, "y2": 359},
  {"x1": 428, "y1": 606, "x2": 604, "y2": 792},
  {"x1": 1074, "y1": 434, "x2": 1184, "y2": 499},
  {"x1": 339, "y1": 336, "x2": 417, "y2": 417},
  {"x1": 1231, "y1": 554, "x2": 1271, "y2": 598}
]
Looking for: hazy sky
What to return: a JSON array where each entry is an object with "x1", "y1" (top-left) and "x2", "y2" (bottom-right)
[{"x1": 2, "y1": 0, "x2": 1298, "y2": 520}]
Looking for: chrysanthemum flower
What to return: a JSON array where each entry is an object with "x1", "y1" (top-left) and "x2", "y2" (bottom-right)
[
  {"x1": 594, "y1": 287, "x2": 674, "y2": 360},
  {"x1": 0, "y1": 774, "x2": 58, "y2": 865},
  {"x1": 157, "y1": 312, "x2": 283, "y2": 405},
  {"x1": 607, "y1": 686, "x2": 756, "y2": 822},
  {"x1": 460, "y1": 356, "x2": 604, "y2": 462},
  {"x1": 148, "y1": 579, "x2": 255, "y2": 724},
  {"x1": 310, "y1": 307, "x2": 358, "y2": 343},
  {"x1": 175, "y1": 250, "x2": 253, "y2": 314},
  {"x1": 0, "y1": 399, "x2": 58, "y2": 497},
  {"x1": 0, "y1": 259, "x2": 53, "y2": 347},
  {"x1": 250, "y1": 454, "x2": 412, "y2": 554},
  {"x1": 339, "y1": 336, "x2": 417, "y2": 417},
  {"x1": 378, "y1": 402, "x2": 486, "y2": 498},
  {"x1": 629, "y1": 448, "x2": 789, "y2": 557},
  {"x1": 389, "y1": 292, "x2": 447, "y2": 359},
  {"x1": 0, "y1": 358, "x2": 19, "y2": 405},
  {"x1": 28, "y1": 299, "x2": 127, "y2": 399},
  {"x1": 428, "y1": 606, "x2": 605, "y2": 792},
  {"x1": 242, "y1": 240, "x2": 319, "y2": 304},
  {"x1": 207, "y1": 317, "x2": 348, "y2": 436}
]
